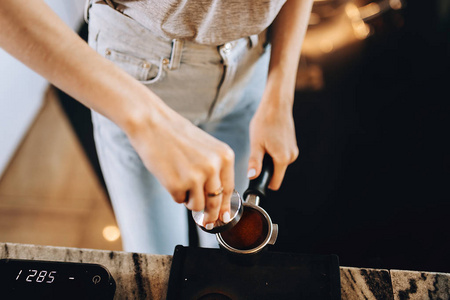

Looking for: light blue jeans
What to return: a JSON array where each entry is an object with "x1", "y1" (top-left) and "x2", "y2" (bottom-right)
[{"x1": 87, "y1": 3, "x2": 270, "y2": 254}]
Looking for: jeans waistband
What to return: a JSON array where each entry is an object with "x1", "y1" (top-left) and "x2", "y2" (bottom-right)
[{"x1": 86, "y1": 0, "x2": 267, "y2": 70}]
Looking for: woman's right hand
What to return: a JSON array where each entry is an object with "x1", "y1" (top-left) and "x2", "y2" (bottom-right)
[{"x1": 124, "y1": 104, "x2": 235, "y2": 228}]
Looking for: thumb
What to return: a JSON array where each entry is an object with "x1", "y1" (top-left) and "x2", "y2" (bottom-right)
[{"x1": 247, "y1": 145, "x2": 265, "y2": 180}]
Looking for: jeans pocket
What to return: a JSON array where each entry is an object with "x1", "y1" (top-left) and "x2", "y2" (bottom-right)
[{"x1": 104, "y1": 48, "x2": 164, "y2": 84}]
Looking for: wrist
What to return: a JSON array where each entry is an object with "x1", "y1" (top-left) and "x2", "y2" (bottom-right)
[
  {"x1": 261, "y1": 73, "x2": 296, "y2": 110},
  {"x1": 119, "y1": 94, "x2": 163, "y2": 140}
]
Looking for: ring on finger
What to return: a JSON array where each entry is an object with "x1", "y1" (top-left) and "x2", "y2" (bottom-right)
[{"x1": 206, "y1": 186, "x2": 224, "y2": 197}]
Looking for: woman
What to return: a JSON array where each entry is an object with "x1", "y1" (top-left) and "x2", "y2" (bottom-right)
[{"x1": 0, "y1": 0, "x2": 313, "y2": 254}]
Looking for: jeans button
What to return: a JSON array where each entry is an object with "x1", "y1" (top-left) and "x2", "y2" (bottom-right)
[{"x1": 223, "y1": 43, "x2": 232, "y2": 53}]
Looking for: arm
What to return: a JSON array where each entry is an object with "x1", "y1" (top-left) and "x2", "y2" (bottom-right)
[
  {"x1": 0, "y1": 0, "x2": 233, "y2": 226},
  {"x1": 248, "y1": 0, "x2": 313, "y2": 190}
]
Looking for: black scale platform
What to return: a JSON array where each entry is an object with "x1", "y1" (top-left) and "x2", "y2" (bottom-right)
[{"x1": 167, "y1": 246, "x2": 341, "y2": 300}]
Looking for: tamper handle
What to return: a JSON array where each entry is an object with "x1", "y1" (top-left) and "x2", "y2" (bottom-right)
[{"x1": 243, "y1": 154, "x2": 274, "y2": 201}]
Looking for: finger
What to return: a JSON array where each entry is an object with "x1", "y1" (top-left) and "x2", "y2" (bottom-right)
[
  {"x1": 172, "y1": 188, "x2": 189, "y2": 204},
  {"x1": 184, "y1": 183, "x2": 205, "y2": 212},
  {"x1": 203, "y1": 176, "x2": 222, "y2": 228},
  {"x1": 269, "y1": 157, "x2": 288, "y2": 191},
  {"x1": 247, "y1": 144, "x2": 265, "y2": 180},
  {"x1": 219, "y1": 156, "x2": 234, "y2": 223}
]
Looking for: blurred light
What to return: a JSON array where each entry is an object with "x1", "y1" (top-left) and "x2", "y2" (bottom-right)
[
  {"x1": 296, "y1": 63, "x2": 324, "y2": 91},
  {"x1": 319, "y1": 39, "x2": 334, "y2": 53},
  {"x1": 345, "y1": 3, "x2": 361, "y2": 20},
  {"x1": 309, "y1": 13, "x2": 322, "y2": 25},
  {"x1": 345, "y1": 3, "x2": 371, "y2": 40},
  {"x1": 102, "y1": 225, "x2": 121, "y2": 242},
  {"x1": 301, "y1": 12, "x2": 358, "y2": 58},
  {"x1": 389, "y1": 0, "x2": 403, "y2": 10},
  {"x1": 352, "y1": 20, "x2": 371, "y2": 39},
  {"x1": 360, "y1": 2, "x2": 381, "y2": 20},
  {"x1": 298, "y1": 0, "x2": 406, "y2": 91}
]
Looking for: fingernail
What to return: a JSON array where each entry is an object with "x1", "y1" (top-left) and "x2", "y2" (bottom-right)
[
  {"x1": 247, "y1": 168, "x2": 256, "y2": 178},
  {"x1": 222, "y1": 211, "x2": 231, "y2": 223},
  {"x1": 205, "y1": 223, "x2": 214, "y2": 230}
]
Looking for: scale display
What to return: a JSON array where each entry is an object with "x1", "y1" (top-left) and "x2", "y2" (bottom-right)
[{"x1": 0, "y1": 259, "x2": 115, "y2": 299}]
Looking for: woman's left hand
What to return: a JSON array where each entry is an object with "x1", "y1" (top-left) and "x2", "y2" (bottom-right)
[
  {"x1": 247, "y1": 86, "x2": 299, "y2": 190},
  {"x1": 246, "y1": 0, "x2": 313, "y2": 190}
]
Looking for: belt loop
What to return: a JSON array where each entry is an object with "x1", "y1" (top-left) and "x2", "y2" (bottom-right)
[
  {"x1": 248, "y1": 34, "x2": 259, "y2": 49},
  {"x1": 84, "y1": 0, "x2": 92, "y2": 24},
  {"x1": 168, "y1": 39, "x2": 184, "y2": 70}
]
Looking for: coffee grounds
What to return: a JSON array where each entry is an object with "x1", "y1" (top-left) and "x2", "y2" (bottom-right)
[{"x1": 220, "y1": 207, "x2": 268, "y2": 250}]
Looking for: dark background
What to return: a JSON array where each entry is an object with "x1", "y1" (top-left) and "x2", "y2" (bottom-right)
[
  {"x1": 266, "y1": 0, "x2": 450, "y2": 273},
  {"x1": 58, "y1": 0, "x2": 450, "y2": 273}
]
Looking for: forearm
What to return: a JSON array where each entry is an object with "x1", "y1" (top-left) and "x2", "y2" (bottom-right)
[
  {"x1": 247, "y1": 0, "x2": 312, "y2": 185},
  {"x1": 0, "y1": 0, "x2": 164, "y2": 134},
  {"x1": 266, "y1": 0, "x2": 313, "y2": 106}
]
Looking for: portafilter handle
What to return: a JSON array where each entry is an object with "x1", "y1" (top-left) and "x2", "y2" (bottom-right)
[{"x1": 243, "y1": 154, "x2": 274, "y2": 206}]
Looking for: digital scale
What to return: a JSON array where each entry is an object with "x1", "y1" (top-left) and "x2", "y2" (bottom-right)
[
  {"x1": 0, "y1": 259, "x2": 115, "y2": 299},
  {"x1": 167, "y1": 246, "x2": 341, "y2": 300}
]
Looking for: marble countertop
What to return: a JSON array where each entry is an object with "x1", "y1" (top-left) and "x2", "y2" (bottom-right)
[{"x1": 1, "y1": 242, "x2": 449, "y2": 299}]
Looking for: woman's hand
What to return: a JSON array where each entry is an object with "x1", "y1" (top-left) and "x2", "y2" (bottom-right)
[
  {"x1": 247, "y1": 0, "x2": 313, "y2": 190},
  {"x1": 126, "y1": 105, "x2": 235, "y2": 228},
  {"x1": 247, "y1": 87, "x2": 299, "y2": 190}
]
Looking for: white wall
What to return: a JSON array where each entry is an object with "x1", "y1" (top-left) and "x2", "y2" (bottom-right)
[{"x1": 0, "y1": 0, "x2": 85, "y2": 178}]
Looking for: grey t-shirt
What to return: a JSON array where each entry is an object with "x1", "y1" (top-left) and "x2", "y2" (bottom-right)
[{"x1": 100, "y1": 0, "x2": 287, "y2": 45}]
